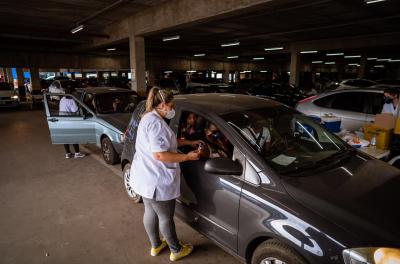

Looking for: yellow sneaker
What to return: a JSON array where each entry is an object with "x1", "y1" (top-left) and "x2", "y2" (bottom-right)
[
  {"x1": 169, "y1": 243, "x2": 194, "y2": 261},
  {"x1": 150, "y1": 239, "x2": 168, "y2": 256}
]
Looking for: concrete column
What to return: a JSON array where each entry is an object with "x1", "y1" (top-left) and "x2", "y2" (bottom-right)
[
  {"x1": 358, "y1": 56, "x2": 367, "y2": 79},
  {"x1": 289, "y1": 49, "x2": 301, "y2": 87},
  {"x1": 6, "y1": 68, "x2": 13, "y2": 83},
  {"x1": 29, "y1": 67, "x2": 41, "y2": 91},
  {"x1": 16, "y1": 68, "x2": 25, "y2": 87},
  {"x1": 129, "y1": 35, "x2": 146, "y2": 96}
]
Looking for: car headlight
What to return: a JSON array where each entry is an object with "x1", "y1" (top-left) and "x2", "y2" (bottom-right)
[
  {"x1": 11, "y1": 95, "x2": 19, "y2": 100},
  {"x1": 343, "y1": 248, "x2": 400, "y2": 264}
]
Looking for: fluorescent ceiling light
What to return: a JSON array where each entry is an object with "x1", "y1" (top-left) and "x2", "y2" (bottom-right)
[
  {"x1": 390, "y1": 59, "x2": 400, "y2": 62},
  {"x1": 253, "y1": 57, "x2": 265, "y2": 60},
  {"x1": 377, "y1": 58, "x2": 391, "y2": 61},
  {"x1": 260, "y1": 70, "x2": 268, "y2": 72},
  {"x1": 227, "y1": 56, "x2": 239, "y2": 59},
  {"x1": 265, "y1": 47, "x2": 284, "y2": 51},
  {"x1": 240, "y1": 71, "x2": 252, "y2": 73},
  {"x1": 300, "y1": 50, "x2": 318, "y2": 54},
  {"x1": 374, "y1": 65, "x2": 385, "y2": 68},
  {"x1": 164, "y1": 70, "x2": 173, "y2": 73},
  {"x1": 365, "y1": 0, "x2": 386, "y2": 4},
  {"x1": 312, "y1": 61, "x2": 323, "y2": 64},
  {"x1": 326, "y1": 53, "x2": 344, "y2": 56},
  {"x1": 71, "y1": 25, "x2": 84, "y2": 34},
  {"x1": 367, "y1": 57, "x2": 377, "y2": 60},
  {"x1": 325, "y1": 62, "x2": 335, "y2": 65},
  {"x1": 344, "y1": 55, "x2": 361, "y2": 58},
  {"x1": 162, "y1": 35, "x2": 180, "y2": 41},
  {"x1": 221, "y1": 42, "x2": 240, "y2": 47},
  {"x1": 186, "y1": 70, "x2": 197, "y2": 73},
  {"x1": 194, "y1": 54, "x2": 205, "y2": 57},
  {"x1": 348, "y1": 64, "x2": 360, "y2": 66},
  {"x1": 107, "y1": 48, "x2": 116, "y2": 51}
]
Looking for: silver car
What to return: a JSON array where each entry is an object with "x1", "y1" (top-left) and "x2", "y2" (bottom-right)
[{"x1": 295, "y1": 88, "x2": 384, "y2": 131}]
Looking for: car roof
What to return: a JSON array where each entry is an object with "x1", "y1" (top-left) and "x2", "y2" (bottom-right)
[
  {"x1": 320, "y1": 88, "x2": 384, "y2": 97},
  {"x1": 76, "y1": 87, "x2": 135, "y2": 94},
  {"x1": 174, "y1": 93, "x2": 283, "y2": 115}
]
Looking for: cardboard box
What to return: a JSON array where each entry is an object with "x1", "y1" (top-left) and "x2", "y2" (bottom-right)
[
  {"x1": 374, "y1": 113, "x2": 395, "y2": 129},
  {"x1": 363, "y1": 124, "x2": 392, "y2": 150}
]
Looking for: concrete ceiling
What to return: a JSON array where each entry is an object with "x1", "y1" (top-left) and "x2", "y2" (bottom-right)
[{"x1": 0, "y1": 0, "x2": 165, "y2": 52}]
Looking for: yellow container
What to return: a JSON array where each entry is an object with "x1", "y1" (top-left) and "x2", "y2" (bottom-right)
[
  {"x1": 363, "y1": 124, "x2": 392, "y2": 150},
  {"x1": 394, "y1": 118, "x2": 400, "y2": 135}
]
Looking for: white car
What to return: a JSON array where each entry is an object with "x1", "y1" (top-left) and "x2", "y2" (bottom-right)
[
  {"x1": 335, "y1": 79, "x2": 377, "y2": 90},
  {"x1": 296, "y1": 88, "x2": 384, "y2": 131},
  {"x1": 0, "y1": 82, "x2": 19, "y2": 108}
]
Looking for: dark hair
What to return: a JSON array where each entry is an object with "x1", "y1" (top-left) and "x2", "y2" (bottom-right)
[
  {"x1": 384, "y1": 87, "x2": 398, "y2": 97},
  {"x1": 145, "y1": 87, "x2": 174, "y2": 113}
]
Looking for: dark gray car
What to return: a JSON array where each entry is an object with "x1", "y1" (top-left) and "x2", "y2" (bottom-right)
[{"x1": 121, "y1": 94, "x2": 400, "y2": 264}]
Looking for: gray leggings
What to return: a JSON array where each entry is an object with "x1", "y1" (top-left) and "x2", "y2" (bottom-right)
[{"x1": 142, "y1": 197, "x2": 181, "y2": 253}]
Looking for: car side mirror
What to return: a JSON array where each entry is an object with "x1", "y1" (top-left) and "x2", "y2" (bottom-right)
[{"x1": 204, "y1": 157, "x2": 243, "y2": 176}]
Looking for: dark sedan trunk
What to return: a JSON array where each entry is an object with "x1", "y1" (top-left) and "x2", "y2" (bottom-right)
[{"x1": 282, "y1": 154, "x2": 400, "y2": 247}]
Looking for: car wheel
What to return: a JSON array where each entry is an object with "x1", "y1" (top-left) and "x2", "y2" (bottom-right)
[
  {"x1": 101, "y1": 137, "x2": 119, "y2": 165},
  {"x1": 251, "y1": 239, "x2": 307, "y2": 264},
  {"x1": 123, "y1": 163, "x2": 142, "y2": 203}
]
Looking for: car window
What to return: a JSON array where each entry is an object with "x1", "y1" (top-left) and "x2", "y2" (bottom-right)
[
  {"x1": 330, "y1": 92, "x2": 366, "y2": 112},
  {"x1": 46, "y1": 94, "x2": 83, "y2": 117},
  {"x1": 178, "y1": 111, "x2": 233, "y2": 159},
  {"x1": 313, "y1": 95, "x2": 333, "y2": 108},
  {"x1": 53, "y1": 81, "x2": 61, "y2": 89},
  {"x1": 222, "y1": 105, "x2": 347, "y2": 175},
  {"x1": 96, "y1": 92, "x2": 138, "y2": 114},
  {"x1": 366, "y1": 92, "x2": 384, "y2": 115}
]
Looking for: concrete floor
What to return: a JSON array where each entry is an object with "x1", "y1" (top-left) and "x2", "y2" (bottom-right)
[{"x1": 0, "y1": 109, "x2": 239, "y2": 264}]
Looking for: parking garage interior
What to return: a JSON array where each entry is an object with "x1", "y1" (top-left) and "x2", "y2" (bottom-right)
[{"x1": 1, "y1": 0, "x2": 400, "y2": 263}]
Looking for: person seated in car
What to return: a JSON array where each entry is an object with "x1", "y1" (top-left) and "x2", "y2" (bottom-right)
[
  {"x1": 112, "y1": 97, "x2": 124, "y2": 112},
  {"x1": 201, "y1": 122, "x2": 233, "y2": 159},
  {"x1": 382, "y1": 87, "x2": 399, "y2": 116},
  {"x1": 242, "y1": 116, "x2": 271, "y2": 154},
  {"x1": 180, "y1": 113, "x2": 203, "y2": 140}
]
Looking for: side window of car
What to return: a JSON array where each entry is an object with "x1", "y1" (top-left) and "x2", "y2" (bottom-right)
[
  {"x1": 330, "y1": 92, "x2": 365, "y2": 113},
  {"x1": 313, "y1": 95, "x2": 334, "y2": 108},
  {"x1": 366, "y1": 93, "x2": 385, "y2": 115},
  {"x1": 46, "y1": 94, "x2": 83, "y2": 117},
  {"x1": 54, "y1": 81, "x2": 61, "y2": 89}
]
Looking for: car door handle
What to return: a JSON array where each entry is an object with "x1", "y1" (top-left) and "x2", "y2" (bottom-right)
[{"x1": 49, "y1": 118, "x2": 58, "y2": 122}]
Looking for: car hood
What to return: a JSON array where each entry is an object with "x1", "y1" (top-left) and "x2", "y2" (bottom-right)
[
  {"x1": 282, "y1": 154, "x2": 400, "y2": 246},
  {"x1": 97, "y1": 113, "x2": 131, "y2": 132},
  {"x1": 0, "y1": 90, "x2": 14, "y2": 97}
]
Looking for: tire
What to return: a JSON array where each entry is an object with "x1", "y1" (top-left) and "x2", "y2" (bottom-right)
[
  {"x1": 123, "y1": 163, "x2": 142, "y2": 203},
  {"x1": 101, "y1": 137, "x2": 119, "y2": 165},
  {"x1": 251, "y1": 239, "x2": 308, "y2": 264}
]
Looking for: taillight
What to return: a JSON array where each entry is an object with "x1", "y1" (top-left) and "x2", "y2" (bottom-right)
[{"x1": 298, "y1": 95, "x2": 317, "y2": 104}]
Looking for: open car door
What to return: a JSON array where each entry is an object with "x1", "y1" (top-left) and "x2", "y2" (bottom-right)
[{"x1": 43, "y1": 93, "x2": 97, "y2": 144}]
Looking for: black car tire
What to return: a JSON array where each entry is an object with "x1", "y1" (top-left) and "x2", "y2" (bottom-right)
[
  {"x1": 101, "y1": 137, "x2": 119, "y2": 165},
  {"x1": 251, "y1": 239, "x2": 307, "y2": 264},
  {"x1": 123, "y1": 163, "x2": 142, "y2": 203}
]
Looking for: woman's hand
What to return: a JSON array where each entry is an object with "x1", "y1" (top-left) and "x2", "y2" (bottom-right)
[
  {"x1": 186, "y1": 150, "x2": 200, "y2": 161},
  {"x1": 190, "y1": 140, "x2": 203, "y2": 147}
]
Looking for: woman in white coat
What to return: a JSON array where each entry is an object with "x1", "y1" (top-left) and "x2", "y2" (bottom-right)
[{"x1": 130, "y1": 87, "x2": 200, "y2": 261}]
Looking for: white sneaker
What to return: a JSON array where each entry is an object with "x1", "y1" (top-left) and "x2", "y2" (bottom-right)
[
  {"x1": 74, "y1": 152, "x2": 86, "y2": 158},
  {"x1": 66, "y1": 153, "x2": 73, "y2": 159}
]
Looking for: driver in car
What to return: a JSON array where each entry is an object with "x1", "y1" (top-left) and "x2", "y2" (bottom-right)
[{"x1": 201, "y1": 122, "x2": 232, "y2": 159}]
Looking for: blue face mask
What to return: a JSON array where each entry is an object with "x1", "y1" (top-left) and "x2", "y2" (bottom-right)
[{"x1": 211, "y1": 131, "x2": 222, "y2": 140}]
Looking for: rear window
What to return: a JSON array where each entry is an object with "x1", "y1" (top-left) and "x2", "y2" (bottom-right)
[{"x1": 313, "y1": 92, "x2": 367, "y2": 113}]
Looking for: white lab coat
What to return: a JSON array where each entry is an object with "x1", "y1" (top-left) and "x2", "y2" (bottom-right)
[
  {"x1": 382, "y1": 103, "x2": 398, "y2": 116},
  {"x1": 129, "y1": 110, "x2": 180, "y2": 201}
]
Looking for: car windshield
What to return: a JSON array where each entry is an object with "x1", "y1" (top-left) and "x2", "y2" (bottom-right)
[
  {"x1": 222, "y1": 106, "x2": 348, "y2": 175},
  {"x1": 96, "y1": 92, "x2": 138, "y2": 114},
  {"x1": 0, "y1": 83, "x2": 13, "y2": 91}
]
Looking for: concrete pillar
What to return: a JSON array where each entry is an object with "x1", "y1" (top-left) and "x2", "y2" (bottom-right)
[
  {"x1": 289, "y1": 49, "x2": 301, "y2": 87},
  {"x1": 16, "y1": 68, "x2": 25, "y2": 87},
  {"x1": 6, "y1": 68, "x2": 13, "y2": 83},
  {"x1": 129, "y1": 35, "x2": 146, "y2": 96},
  {"x1": 29, "y1": 67, "x2": 41, "y2": 91},
  {"x1": 358, "y1": 56, "x2": 367, "y2": 79}
]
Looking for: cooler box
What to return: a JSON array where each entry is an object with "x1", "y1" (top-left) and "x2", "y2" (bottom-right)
[
  {"x1": 308, "y1": 115, "x2": 321, "y2": 124},
  {"x1": 321, "y1": 116, "x2": 341, "y2": 133},
  {"x1": 363, "y1": 124, "x2": 392, "y2": 150}
]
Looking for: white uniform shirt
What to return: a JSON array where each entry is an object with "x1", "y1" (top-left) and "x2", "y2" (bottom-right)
[
  {"x1": 242, "y1": 127, "x2": 271, "y2": 152},
  {"x1": 129, "y1": 110, "x2": 180, "y2": 201},
  {"x1": 382, "y1": 103, "x2": 398, "y2": 116},
  {"x1": 59, "y1": 97, "x2": 78, "y2": 114}
]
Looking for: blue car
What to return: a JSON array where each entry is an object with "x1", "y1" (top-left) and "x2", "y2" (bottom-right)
[{"x1": 43, "y1": 87, "x2": 140, "y2": 164}]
